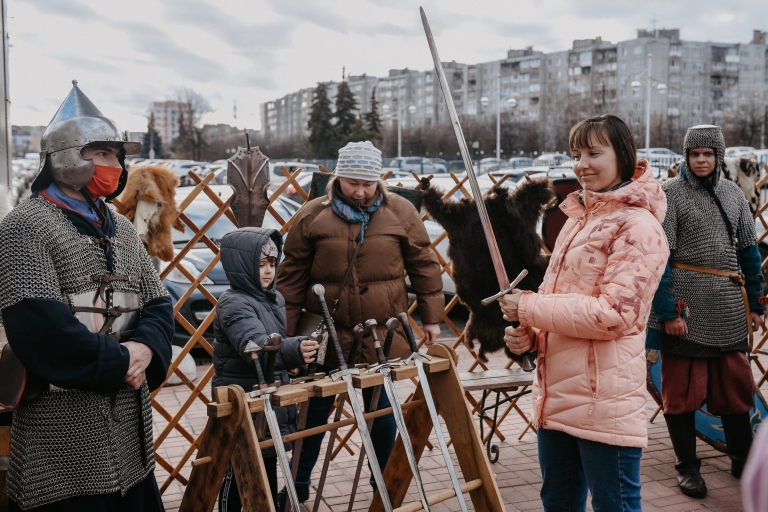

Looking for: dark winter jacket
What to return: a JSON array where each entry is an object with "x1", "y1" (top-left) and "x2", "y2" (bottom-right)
[
  {"x1": 278, "y1": 188, "x2": 444, "y2": 365},
  {"x1": 212, "y1": 227, "x2": 305, "y2": 456}
]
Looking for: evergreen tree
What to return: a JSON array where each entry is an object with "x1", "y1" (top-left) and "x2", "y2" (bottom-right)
[
  {"x1": 334, "y1": 80, "x2": 359, "y2": 147},
  {"x1": 307, "y1": 82, "x2": 338, "y2": 158},
  {"x1": 141, "y1": 113, "x2": 164, "y2": 158},
  {"x1": 363, "y1": 87, "x2": 383, "y2": 143}
]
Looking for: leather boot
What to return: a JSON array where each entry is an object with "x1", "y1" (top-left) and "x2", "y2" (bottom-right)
[
  {"x1": 721, "y1": 412, "x2": 753, "y2": 478},
  {"x1": 665, "y1": 412, "x2": 707, "y2": 498}
]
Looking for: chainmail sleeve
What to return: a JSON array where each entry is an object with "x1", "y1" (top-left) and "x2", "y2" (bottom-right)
[
  {"x1": 0, "y1": 201, "x2": 66, "y2": 313},
  {"x1": 735, "y1": 192, "x2": 758, "y2": 251}
]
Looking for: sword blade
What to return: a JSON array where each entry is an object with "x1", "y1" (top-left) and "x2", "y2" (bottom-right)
[
  {"x1": 264, "y1": 397, "x2": 302, "y2": 512},
  {"x1": 412, "y1": 356, "x2": 469, "y2": 511},
  {"x1": 420, "y1": 6, "x2": 509, "y2": 290},
  {"x1": 342, "y1": 373, "x2": 393, "y2": 511},
  {"x1": 381, "y1": 368, "x2": 432, "y2": 511}
]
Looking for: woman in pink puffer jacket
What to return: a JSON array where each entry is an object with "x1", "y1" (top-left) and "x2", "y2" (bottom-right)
[{"x1": 500, "y1": 114, "x2": 669, "y2": 512}]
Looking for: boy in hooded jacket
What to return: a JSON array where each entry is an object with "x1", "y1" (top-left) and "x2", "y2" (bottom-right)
[{"x1": 212, "y1": 227, "x2": 318, "y2": 512}]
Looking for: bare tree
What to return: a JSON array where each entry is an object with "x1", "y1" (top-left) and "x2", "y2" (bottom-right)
[{"x1": 172, "y1": 88, "x2": 213, "y2": 160}]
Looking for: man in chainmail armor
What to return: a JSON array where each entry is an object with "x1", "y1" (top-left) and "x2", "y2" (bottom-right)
[
  {"x1": 647, "y1": 124, "x2": 764, "y2": 499},
  {"x1": 0, "y1": 81, "x2": 173, "y2": 511}
]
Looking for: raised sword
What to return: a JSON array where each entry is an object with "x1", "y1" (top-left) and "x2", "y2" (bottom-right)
[{"x1": 420, "y1": 6, "x2": 535, "y2": 372}]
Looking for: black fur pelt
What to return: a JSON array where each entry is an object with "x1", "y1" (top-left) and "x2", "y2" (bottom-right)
[{"x1": 422, "y1": 178, "x2": 555, "y2": 362}]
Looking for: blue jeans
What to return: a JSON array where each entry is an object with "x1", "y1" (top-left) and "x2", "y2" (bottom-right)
[
  {"x1": 293, "y1": 367, "x2": 396, "y2": 488},
  {"x1": 538, "y1": 428, "x2": 642, "y2": 512}
]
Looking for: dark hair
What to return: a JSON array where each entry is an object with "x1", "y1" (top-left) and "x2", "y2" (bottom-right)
[{"x1": 569, "y1": 114, "x2": 637, "y2": 181}]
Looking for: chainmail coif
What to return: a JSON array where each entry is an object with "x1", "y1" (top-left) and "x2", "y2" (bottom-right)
[{"x1": 0, "y1": 197, "x2": 167, "y2": 509}]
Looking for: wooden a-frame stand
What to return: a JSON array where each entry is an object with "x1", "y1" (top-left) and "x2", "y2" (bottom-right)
[{"x1": 179, "y1": 344, "x2": 505, "y2": 512}]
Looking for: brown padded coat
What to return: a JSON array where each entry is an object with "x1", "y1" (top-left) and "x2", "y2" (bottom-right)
[{"x1": 277, "y1": 192, "x2": 444, "y2": 365}]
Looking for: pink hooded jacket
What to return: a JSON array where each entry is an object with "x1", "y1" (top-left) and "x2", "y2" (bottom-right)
[{"x1": 518, "y1": 160, "x2": 669, "y2": 448}]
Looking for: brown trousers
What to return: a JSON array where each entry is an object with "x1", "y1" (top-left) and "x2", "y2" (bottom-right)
[{"x1": 661, "y1": 351, "x2": 755, "y2": 415}]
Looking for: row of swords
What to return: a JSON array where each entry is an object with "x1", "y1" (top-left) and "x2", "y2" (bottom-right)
[{"x1": 243, "y1": 284, "x2": 468, "y2": 512}]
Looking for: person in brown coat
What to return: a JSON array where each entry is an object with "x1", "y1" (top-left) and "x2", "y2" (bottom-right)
[{"x1": 276, "y1": 140, "x2": 443, "y2": 503}]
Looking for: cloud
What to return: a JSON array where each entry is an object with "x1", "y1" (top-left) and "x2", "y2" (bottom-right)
[
  {"x1": 264, "y1": 0, "x2": 352, "y2": 35},
  {"x1": 160, "y1": 0, "x2": 296, "y2": 68},
  {"x1": 114, "y1": 21, "x2": 228, "y2": 82},
  {"x1": 17, "y1": 0, "x2": 105, "y2": 21}
]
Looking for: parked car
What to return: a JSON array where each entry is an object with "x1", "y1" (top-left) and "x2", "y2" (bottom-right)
[
  {"x1": 269, "y1": 161, "x2": 321, "y2": 186},
  {"x1": 535, "y1": 152, "x2": 571, "y2": 165},
  {"x1": 478, "y1": 158, "x2": 508, "y2": 174},
  {"x1": 385, "y1": 157, "x2": 448, "y2": 174},
  {"x1": 508, "y1": 157, "x2": 534, "y2": 169},
  {"x1": 636, "y1": 148, "x2": 682, "y2": 168},
  {"x1": 159, "y1": 185, "x2": 301, "y2": 346},
  {"x1": 726, "y1": 146, "x2": 757, "y2": 158}
]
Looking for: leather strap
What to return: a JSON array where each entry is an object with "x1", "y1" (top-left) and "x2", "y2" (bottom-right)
[{"x1": 671, "y1": 262, "x2": 753, "y2": 351}]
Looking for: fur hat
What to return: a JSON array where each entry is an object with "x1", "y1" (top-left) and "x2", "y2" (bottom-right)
[
  {"x1": 684, "y1": 124, "x2": 726, "y2": 175},
  {"x1": 260, "y1": 237, "x2": 278, "y2": 260},
  {"x1": 334, "y1": 141, "x2": 383, "y2": 181}
]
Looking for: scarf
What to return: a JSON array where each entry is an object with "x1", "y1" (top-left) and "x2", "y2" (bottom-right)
[
  {"x1": 330, "y1": 194, "x2": 382, "y2": 243},
  {"x1": 40, "y1": 182, "x2": 103, "y2": 225}
]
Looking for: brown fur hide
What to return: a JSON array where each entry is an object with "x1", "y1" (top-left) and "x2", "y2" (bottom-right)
[
  {"x1": 422, "y1": 178, "x2": 555, "y2": 362},
  {"x1": 115, "y1": 165, "x2": 185, "y2": 261},
  {"x1": 666, "y1": 155, "x2": 761, "y2": 214}
]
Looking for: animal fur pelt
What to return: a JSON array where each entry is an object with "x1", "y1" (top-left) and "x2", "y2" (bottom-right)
[
  {"x1": 115, "y1": 165, "x2": 185, "y2": 261},
  {"x1": 422, "y1": 178, "x2": 555, "y2": 362}
]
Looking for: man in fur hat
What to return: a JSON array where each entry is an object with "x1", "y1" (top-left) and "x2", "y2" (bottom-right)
[
  {"x1": 0, "y1": 81, "x2": 173, "y2": 511},
  {"x1": 647, "y1": 124, "x2": 764, "y2": 499}
]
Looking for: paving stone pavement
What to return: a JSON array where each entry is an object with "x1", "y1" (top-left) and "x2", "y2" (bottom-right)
[{"x1": 155, "y1": 342, "x2": 749, "y2": 512}]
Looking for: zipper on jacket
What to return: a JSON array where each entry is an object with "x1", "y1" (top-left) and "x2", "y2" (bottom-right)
[{"x1": 587, "y1": 340, "x2": 598, "y2": 416}]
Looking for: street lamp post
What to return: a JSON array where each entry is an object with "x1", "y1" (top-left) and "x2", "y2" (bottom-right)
[
  {"x1": 481, "y1": 92, "x2": 518, "y2": 161},
  {"x1": 382, "y1": 101, "x2": 416, "y2": 158},
  {"x1": 631, "y1": 53, "x2": 666, "y2": 155}
]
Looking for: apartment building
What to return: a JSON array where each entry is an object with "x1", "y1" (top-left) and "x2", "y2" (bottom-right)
[{"x1": 261, "y1": 29, "x2": 768, "y2": 148}]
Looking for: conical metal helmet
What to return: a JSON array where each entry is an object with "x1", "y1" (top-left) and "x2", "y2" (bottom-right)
[{"x1": 32, "y1": 80, "x2": 142, "y2": 192}]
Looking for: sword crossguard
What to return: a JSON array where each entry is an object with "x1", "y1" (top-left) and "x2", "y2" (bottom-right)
[
  {"x1": 404, "y1": 352, "x2": 432, "y2": 365},
  {"x1": 329, "y1": 367, "x2": 360, "y2": 381},
  {"x1": 250, "y1": 385, "x2": 278, "y2": 397}
]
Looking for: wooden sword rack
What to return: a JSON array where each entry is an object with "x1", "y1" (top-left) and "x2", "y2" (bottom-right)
[{"x1": 179, "y1": 344, "x2": 506, "y2": 512}]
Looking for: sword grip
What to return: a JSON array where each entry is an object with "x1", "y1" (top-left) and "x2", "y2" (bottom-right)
[
  {"x1": 263, "y1": 333, "x2": 282, "y2": 385},
  {"x1": 350, "y1": 324, "x2": 365, "y2": 367},
  {"x1": 398, "y1": 312, "x2": 420, "y2": 354},
  {"x1": 383, "y1": 317, "x2": 400, "y2": 359},
  {"x1": 304, "y1": 331, "x2": 320, "y2": 377},
  {"x1": 365, "y1": 319, "x2": 387, "y2": 366},
  {"x1": 313, "y1": 284, "x2": 347, "y2": 371},
  {"x1": 248, "y1": 345, "x2": 267, "y2": 387}
]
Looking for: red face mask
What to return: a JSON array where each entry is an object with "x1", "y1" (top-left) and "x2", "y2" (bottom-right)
[{"x1": 84, "y1": 165, "x2": 122, "y2": 198}]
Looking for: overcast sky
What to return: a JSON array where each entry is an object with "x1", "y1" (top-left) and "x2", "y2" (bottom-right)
[{"x1": 8, "y1": 0, "x2": 768, "y2": 132}]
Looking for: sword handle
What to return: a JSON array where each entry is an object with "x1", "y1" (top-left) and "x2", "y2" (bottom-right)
[
  {"x1": 264, "y1": 333, "x2": 282, "y2": 385},
  {"x1": 398, "y1": 312, "x2": 420, "y2": 354},
  {"x1": 350, "y1": 324, "x2": 365, "y2": 367},
  {"x1": 383, "y1": 317, "x2": 400, "y2": 359},
  {"x1": 305, "y1": 331, "x2": 320, "y2": 377},
  {"x1": 364, "y1": 319, "x2": 387, "y2": 366},
  {"x1": 244, "y1": 341, "x2": 267, "y2": 387},
  {"x1": 313, "y1": 284, "x2": 347, "y2": 371},
  {"x1": 521, "y1": 353, "x2": 537, "y2": 373}
]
